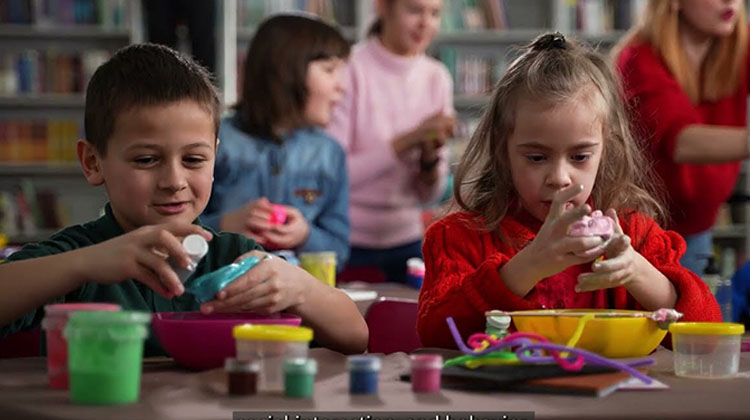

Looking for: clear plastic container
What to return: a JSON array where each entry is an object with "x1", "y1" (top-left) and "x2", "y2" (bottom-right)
[
  {"x1": 669, "y1": 322, "x2": 745, "y2": 379},
  {"x1": 64, "y1": 311, "x2": 151, "y2": 404},
  {"x1": 233, "y1": 324, "x2": 313, "y2": 392},
  {"x1": 41, "y1": 303, "x2": 121, "y2": 390}
]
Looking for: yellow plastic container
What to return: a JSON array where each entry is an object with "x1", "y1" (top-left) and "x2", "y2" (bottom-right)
[
  {"x1": 669, "y1": 322, "x2": 744, "y2": 379},
  {"x1": 509, "y1": 309, "x2": 667, "y2": 358},
  {"x1": 299, "y1": 252, "x2": 336, "y2": 287}
]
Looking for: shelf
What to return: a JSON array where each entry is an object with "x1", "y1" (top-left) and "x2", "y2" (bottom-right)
[
  {"x1": 454, "y1": 95, "x2": 490, "y2": 109},
  {"x1": 0, "y1": 24, "x2": 129, "y2": 40},
  {"x1": 0, "y1": 163, "x2": 82, "y2": 177},
  {"x1": 434, "y1": 29, "x2": 626, "y2": 46},
  {"x1": 713, "y1": 224, "x2": 748, "y2": 240},
  {"x1": 237, "y1": 25, "x2": 357, "y2": 43},
  {"x1": 0, "y1": 95, "x2": 85, "y2": 108},
  {"x1": 6, "y1": 228, "x2": 61, "y2": 244}
]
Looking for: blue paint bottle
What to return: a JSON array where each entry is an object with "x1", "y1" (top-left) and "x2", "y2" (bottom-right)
[{"x1": 347, "y1": 355, "x2": 380, "y2": 394}]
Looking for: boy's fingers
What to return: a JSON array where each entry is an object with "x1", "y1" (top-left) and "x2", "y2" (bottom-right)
[
  {"x1": 134, "y1": 264, "x2": 172, "y2": 298},
  {"x1": 138, "y1": 250, "x2": 183, "y2": 295},
  {"x1": 549, "y1": 184, "x2": 584, "y2": 219},
  {"x1": 154, "y1": 231, "x2": 191, "y2": 267},
  {"x1": 162, "y1": 222, "x2": 213, "y2": 241}
]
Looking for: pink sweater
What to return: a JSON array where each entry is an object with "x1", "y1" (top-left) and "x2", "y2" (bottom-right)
[{"x1": 327, "y1": 38, "x2": 454, "y2": 248}]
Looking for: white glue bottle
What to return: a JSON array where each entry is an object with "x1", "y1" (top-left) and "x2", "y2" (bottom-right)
[{"x1": 171, "y1": 234, "x2": 209, "y2": 283}]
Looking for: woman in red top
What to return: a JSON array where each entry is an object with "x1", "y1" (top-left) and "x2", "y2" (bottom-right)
[
  {"x1": 614, "y1": 0, "x2": 748, "y2": 276},
  {"x1": 417, "y1": 33, "x2": 720, "y2": 349}
]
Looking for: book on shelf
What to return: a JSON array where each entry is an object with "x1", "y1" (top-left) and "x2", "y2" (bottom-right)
[
  {"x1": 236, "y1": 0, "x2": 355, "y2": 30},
  {"x1": 0, "y1": 181, "x2": 68, "y2": 242},
  {"x1": 0, "y1": 49, "x2": 108, "y2": 96},
  {"x1": 439, "y1": 46, "x2": 511, "y2": 97},
  {"x1": 568, "y1": 0, "x2": 643, "y2": 35},
  {"x1": 0, "y1": 119, "x2": 80, "y2": 163},
  {"x1": 441, "y1": 0, "x2": 508, "y2": 32},
  {"x1": 0, "y1": 0, "x2": 129, "y2": 29}
]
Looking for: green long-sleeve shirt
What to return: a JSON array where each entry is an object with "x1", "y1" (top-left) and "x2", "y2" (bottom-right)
[{"x1": 1, "y1": 203, "x2": 262, "y2": 356}]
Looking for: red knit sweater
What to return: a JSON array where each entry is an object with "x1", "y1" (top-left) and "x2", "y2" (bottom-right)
[
  {"x1": 616, "y1": 41, "x2": 748, "y2": 235},
  {"x1": 417, "y1": 210, "x2": 721, "y2": 349}
]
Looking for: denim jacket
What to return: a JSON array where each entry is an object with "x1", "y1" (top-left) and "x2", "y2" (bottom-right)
[{"x1": 203, "y1": 115, "x2": 350, "y2": 266}]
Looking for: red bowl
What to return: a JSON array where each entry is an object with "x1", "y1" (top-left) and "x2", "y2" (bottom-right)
[{"x1": 152, "y1": 312, "x2": 302, "y2": 370}]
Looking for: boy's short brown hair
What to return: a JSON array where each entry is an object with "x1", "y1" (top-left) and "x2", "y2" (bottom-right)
[{"x1": 84, "y1": 43, "x2": 220, "y2": 155}]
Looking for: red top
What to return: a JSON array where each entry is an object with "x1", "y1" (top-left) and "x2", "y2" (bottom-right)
[
  {"x1": 417, "y1": 210, "x2": 721, "y2": 349},
  {"x1": 616, "y1": 40, "x2": 748, "y2": 235}
]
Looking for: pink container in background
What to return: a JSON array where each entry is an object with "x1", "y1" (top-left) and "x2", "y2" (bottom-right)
[
  {"x1": 410, "y1": 354, "x2": 443, "y2": 392},
  {"x1": 152, "y1": 312, "x2": 302, "y2": 370},
  {"x1": 41, "y1": 303, "x2": 121, "y2": 389}
]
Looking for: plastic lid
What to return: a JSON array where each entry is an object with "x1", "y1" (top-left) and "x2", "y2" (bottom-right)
[
  {"x1": 67, "y1": 310, "x2": 151, "y2": 326},
  {"x1": 233, "y1": 324, "x2": 313, "y2": 342},
  {"x1": 347, "y1": 355, "x2": 381, "y2": 371},
  {"x1": 183, "y1": 234, "x2": 209, "y2": 259},
  {"x1": 284, "y1": 358, "x2": 318, "y2": 375},
  {"x1": 410, "y1": 354, "x2": 443, "y2": 370},
  {"x1": 225, "y1": 358, "x2": 259, "y2": 373},
  {"x1": 299, "y1": 252, "x2": 337, "y2": 261},
  {"x1": 669, "y1": 322, "x2": 745, "y2": 336},
  {"x1": 44, "y1": 303, "x2": 121, "y2": 317}
]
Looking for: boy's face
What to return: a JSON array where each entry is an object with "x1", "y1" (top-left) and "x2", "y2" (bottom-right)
[
  {"x1": 84, "y1": 100, "x2": 216, "y2": 232},
  {"x1": 507, "y1": 93, "x2": 604, "y2": 223}
]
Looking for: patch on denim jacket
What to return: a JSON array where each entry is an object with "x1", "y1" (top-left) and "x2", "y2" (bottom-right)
[{"x1": 295, "y1": 188, "x2": 321, "y2": 204}]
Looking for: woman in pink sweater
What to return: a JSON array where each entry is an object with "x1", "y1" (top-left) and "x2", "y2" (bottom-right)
[{"x1": 327, "y1": 0, "x2": 454, "y2": 284}]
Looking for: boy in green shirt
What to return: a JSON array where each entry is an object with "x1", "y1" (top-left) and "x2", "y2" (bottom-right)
[{"x1": 0, "y1": 44, "x2": 367, "y2": 356}]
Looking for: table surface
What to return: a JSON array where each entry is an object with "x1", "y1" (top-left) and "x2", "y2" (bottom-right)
[
  {"x1": 1, "y1": 348, "x2": 749, "y2": 420},
  {"x1": 2, "y1": 283, "x2": 749, "y2": 420}
]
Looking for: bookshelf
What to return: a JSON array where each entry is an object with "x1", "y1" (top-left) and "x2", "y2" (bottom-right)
[
  {"x1": 222, "y1": 0, "x2": 371, "y2": 106},
  {"x1": 0, "y1": 0, "x2": 142, "y2": 244}
]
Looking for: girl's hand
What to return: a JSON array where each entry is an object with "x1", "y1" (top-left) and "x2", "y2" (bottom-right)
[
  {"x1": 524, "y1": 185, "x2": 608, "y2": 279},
  {"x1": 575, "y1": 209, "x2": 638, "y2": 292},
  {"x1": 392, "y1": 112, "x2": 454, "y2": 161},
  {"x1": 220, "y1": 197, "x2": 274, "y2": 243},
  {"x1": 86, "y1": 222, "x2": 213, "y2": 298},
  {"x1": 260, "y1": 206, "x2": 310, "y2": 250},
  {"x1": 200, "y1": 251, "x2": 312, "y2": 315}
]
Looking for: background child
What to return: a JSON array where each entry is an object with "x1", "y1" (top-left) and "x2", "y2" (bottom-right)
[
  {"x1": 614, "y1": 0, "x2": 748, "y2": 276},
  {"x1": 327, "y1": 0, "x2": 454, "y2": 284},
  {"x1": 417, "y1": 33, "x2": 721, "y2": 348},
  {"x1": 202, "y1": 14, "x2": 351, "y2": 268},
  {"x1": 0, "y1": 44, "x2": 368, "y2": 356}
]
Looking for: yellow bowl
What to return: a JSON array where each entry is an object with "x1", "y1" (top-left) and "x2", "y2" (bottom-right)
[{"x1": 508, "y1": 309, "x2": 667, "y2": 358}]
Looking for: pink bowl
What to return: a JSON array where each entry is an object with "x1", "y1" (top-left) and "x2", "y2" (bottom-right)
[{"x1": 152, "y1": 312, "x2": 302, "y2": 370}]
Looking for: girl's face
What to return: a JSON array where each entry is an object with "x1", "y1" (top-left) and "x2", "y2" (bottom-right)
[
  {"x1": 679, "y1": 0, "x2": 740, "y2": 38},
  {"x1": 507, "y1": 91, "x2": 604, "y2": 222},
  {"x1": 303, "y1": 57, "x2": 345, "y2": 127},
  {"x1": 380, "y1": 0, "x2": 442, "y2": 55}
]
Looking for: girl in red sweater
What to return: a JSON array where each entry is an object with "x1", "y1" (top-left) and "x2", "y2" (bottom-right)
[
  {"x1": 417, "y1": 33, "x2": 721, "y2": 349},
  {"x1": 614, "y1": 1, "x2": 748, "y2": 276}
]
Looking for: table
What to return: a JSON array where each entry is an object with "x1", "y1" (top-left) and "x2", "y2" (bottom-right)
[{"x1": 1, "y1": 348, "x2": 748, "y2": 420}]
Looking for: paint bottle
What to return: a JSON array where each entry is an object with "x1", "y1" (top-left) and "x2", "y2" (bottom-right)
[
  {"x1": 283, "y1": 358, "x2": 317, "y2": 398},
  {"x1": 347, "y1": 355, "x2": 380, "y2": 394},
  {"x1": 225, "y1": 358, "x2": 259, "y2": 396},
  {"x1": 410, "y1": 354, "x2": 443, "y2": 392}
]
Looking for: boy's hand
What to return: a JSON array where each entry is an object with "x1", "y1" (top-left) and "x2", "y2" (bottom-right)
[
  {"x1": 524, "y1": 185, "x2": 608, "y2": 280},
  {"x1": 220, "y1": 197, "x2": 274, "y2": 242},
  {"x1": 200, "y1": 251, "x2": 311, "y2": 315},
  {"x1": 85, "y1": 223, "x2": 212, "y2": 298},
  {"x1": 575, "y1": 209, "x2": 638, "y2": 292}
]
